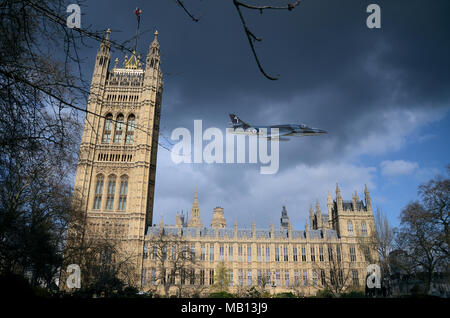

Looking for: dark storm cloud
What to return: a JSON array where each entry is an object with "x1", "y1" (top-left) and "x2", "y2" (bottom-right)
[{"x1": 77, "y1": 1, "x2": 450, "y2": 225}]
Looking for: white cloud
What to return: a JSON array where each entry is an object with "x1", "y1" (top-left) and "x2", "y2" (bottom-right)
[
  {"x1": 153, "y1": 151, "x2": 377, "y2": 230},
  {"x1": 352, "y1": 108, "x2": 446, "y2": 157},
  {"x1": 380, "y1": 160, "x2": 419, "y2": 177}
]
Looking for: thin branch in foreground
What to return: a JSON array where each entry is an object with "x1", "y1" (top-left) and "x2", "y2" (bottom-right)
[
  {"x1": 232, "y1": 0, "x2": 301, "y2": 80},
  {"x1": 175, "y1": 0, "x2": 201, "y2": 22}
]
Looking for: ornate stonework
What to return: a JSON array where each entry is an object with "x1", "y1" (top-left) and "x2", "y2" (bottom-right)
[
  {"x1": 142, "y1": 187, "x2": 378, "y2": 296},
  {"x1": 72, "y1": 30, "x2": 163, "y2": 282}
]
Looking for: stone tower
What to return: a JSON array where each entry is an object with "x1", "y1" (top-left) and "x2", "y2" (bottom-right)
[
  {"x1": 211, "y1": 207, "x2": 226, "y2": 229},
  {"x1": 188, "y1": 189, "x2": 203, "y2": 228},
  {"x1": 71, "y1": 29, "x2": 163, "y2": 279},
  {"x1": 330, "y1": 183, "x2": 375, "y2": 238},
  {"x1": 280, "y1": 206, "x2": 290, "y2": 229}
]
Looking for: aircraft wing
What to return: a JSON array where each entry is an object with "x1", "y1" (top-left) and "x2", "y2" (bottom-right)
[{"x1": 266, "y1": 125, "x2": 294, "y2": 138}]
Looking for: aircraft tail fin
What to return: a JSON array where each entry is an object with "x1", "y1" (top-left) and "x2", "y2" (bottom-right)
[{"x1": 229, "y1": 114, "x2": 250, "y2": 130}]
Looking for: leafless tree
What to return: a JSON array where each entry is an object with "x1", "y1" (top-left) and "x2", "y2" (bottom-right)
[
  {"x1": 174, "y1": 0, "x2": 302, "y2": 80},
  {"x1": 145, "y1": 229, "x2": 197, "y2": 297},
  {"x1": 356, "y1": 208, "x2": 396, "y2": 281},
  {"x1": 394, "y1": 168, "x2": 449, "y2": 294},
  {"x1": 62, "y1": 197, "x2": 139, "y2": 295},
  {"x1": 418, "y1": 166, "x2": 449, "y2": 258},
  {"x1": 312, "y1": 243, "x2": 356, "y2": 297},
  {"x1": 397, "y1": 202, "x2": 446, "y2": 294}
]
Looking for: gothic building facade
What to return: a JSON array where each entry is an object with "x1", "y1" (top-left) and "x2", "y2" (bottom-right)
[
  {"x1": 143, "y1": 185, "x2": 377, "y2": 296},
  {"x1": 71, "y1": 30, "x2": 378, "y2": 296}
]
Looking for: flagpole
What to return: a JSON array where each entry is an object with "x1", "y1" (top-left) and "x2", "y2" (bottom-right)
[{"x1": 134, "y1": 8, "x2": 141, "y2": 53}]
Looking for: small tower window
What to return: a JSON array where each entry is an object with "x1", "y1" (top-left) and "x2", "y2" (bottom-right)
[
  {"x1": 103, "y1": 114, "x2": 113, "y2": 143},
  {"x1": 93, "y1": 174, "x2": 104, "y2": 209},
  {"x1": 114, "y1": 114, "x2": 124, "y2": 143},
  {"x1": 361, "y1": 222, "x2": 368, "y2": 236},
  {"x1": 106, "y1": 175, "x2": 116, "y2": 210},
  {"x1": 126, "y1": 114, "x2": 135, "y2": 144},
  {"x1": 347, "y1": 221, "x2": 354, "y2": 236},
  {"x1": 118, "y1": 176, "x2": 128, "y2": 211}
]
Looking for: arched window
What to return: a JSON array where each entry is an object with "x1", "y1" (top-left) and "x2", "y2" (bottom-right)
[
  {"x1": 93, "y1": 174, "x2": 104, "y2": 209},
  {"x1": 125, "y1": 115, "x2": 135, "y2": 144},
  {"x1": 118, "y1": 176, "x2": 128, "y2": 211},
  {"x1": 106, "y1": 175, "x2": 116, "y2": 210},
  {"x1": 103, "y1": 114, "x2": 113, "y2": 143},
  {"x1": 347, "y1": 221, "x2": 354, "y2": 236},
  {"x1": 114, "y1": 114, "x2": 124, "y2": 143},
  {"x1": 361, "y1": 222, "x2": 368, "y2": 236}
]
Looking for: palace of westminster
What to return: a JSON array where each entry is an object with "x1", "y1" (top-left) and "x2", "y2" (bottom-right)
[{"x1": 71, "y1": 29, "x2": 378, "y2": 296}]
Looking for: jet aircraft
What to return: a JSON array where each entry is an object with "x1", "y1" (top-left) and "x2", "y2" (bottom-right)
[{"x1": 228, "y1": 114, "x2": 327, "y2": 141}]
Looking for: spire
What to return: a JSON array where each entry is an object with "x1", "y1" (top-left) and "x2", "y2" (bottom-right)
[
  {"x1": 145, "y1": 30, "x2": 161, "y2": 73},
  {"x1": 149, "y1": 30, "x2": 160, "y2": 54},
  {"x1": 188, "y1": 188, "x2": 202, "y2": 228},
  {"x1": 100, "y1": 28, "x2": 111, "y2": 50},
  {"x1": 327, "y1": 191, "x2": 332, "y2": 202},
  {"x1": 95, "y1": 28, "x2": 111, "y2": 72}
]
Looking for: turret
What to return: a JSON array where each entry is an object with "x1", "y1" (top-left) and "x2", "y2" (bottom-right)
[
  {"x1": 364, "y1": 184, "x2": 372, "y2": 211},
  {"x1": 336, "y1": 183, "x2": 343, "y2": 212},
  {"x1": 327, "y1": 191, "x2": 333, "y2": 228},
  {"x1": 352, "y1": 191, "x2": 359, "y2": 211},
  {"x1": 145, "y1": 30, "x2": 161, "y2": 73},
  {"x1": 280, "y1": 206, "x2": 290, "y2": 230},
  {"x1": 93, "y1": 28, "x2": 111, "y2": 77},
  {"x1": 211, "y1": 207, "x2": 226, "y2": 229},
  {"x1": 309, "y1": 204, "x2": 315, "y2": 229},
  {"x1": 176, "y1": 212, "x2": 185, "y2": 228},
  {"x1": 316, "y1": 200, "x2": 322, "y2": 229}
]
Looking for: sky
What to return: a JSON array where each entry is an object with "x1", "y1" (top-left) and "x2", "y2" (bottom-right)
[{"x1": 72, "y1": 0, "x2": 450, "y2": 230}]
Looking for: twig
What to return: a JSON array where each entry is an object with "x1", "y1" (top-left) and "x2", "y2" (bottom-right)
[{"x1": 175, "y1": 0, "x2": 201, "y2": 22}]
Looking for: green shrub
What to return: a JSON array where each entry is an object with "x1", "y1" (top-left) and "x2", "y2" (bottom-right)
[
  {"x1": 341, "y1": 290, "x2": 366, "y2": 298},
  {"x1": 315, "y1": 289, "x2": 334, "y2": 298}
]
